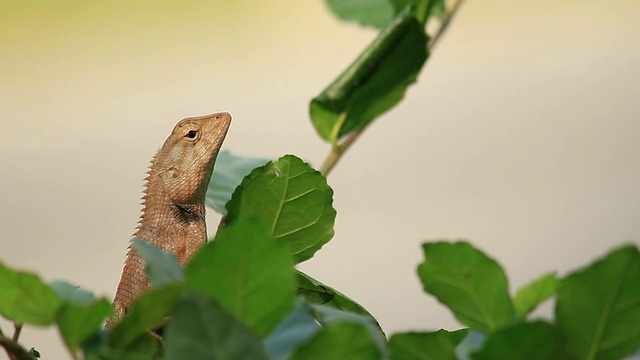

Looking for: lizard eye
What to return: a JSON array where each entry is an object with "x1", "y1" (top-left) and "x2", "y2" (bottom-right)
[{"x1": 185, "y1": 130, "x2": 198, "y2": 139}]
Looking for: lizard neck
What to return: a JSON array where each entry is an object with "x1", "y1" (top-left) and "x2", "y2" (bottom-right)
[{"x1": 133, "y1": 158, "x2": 208, "y2": 264}]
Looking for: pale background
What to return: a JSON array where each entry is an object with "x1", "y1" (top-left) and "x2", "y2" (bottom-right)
[{"x1": 1, "y1": 0, "x2": 639, "y2": 358}]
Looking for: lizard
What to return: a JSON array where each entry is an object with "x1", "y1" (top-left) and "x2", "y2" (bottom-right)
[{"x1": 105, "y1": 112, "x2": 232, "y2": 329}]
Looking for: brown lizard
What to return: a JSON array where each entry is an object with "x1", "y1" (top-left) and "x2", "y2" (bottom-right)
[{"x1": 105, "y1": 112, "x2": 231, "y2": 329}]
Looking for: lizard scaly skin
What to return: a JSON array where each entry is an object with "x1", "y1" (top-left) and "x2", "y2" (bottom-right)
[{"x1": 105, "y1": 112, "x2": 231, "y2": 329}]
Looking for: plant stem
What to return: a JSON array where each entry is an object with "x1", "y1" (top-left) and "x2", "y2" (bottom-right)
[
  {"x1": 429, "y1": 0, "x2": 465, "y2": 50},
  {"x1": 0, "y1": 333, "x2": 34, "y2": 360},
  {"x1": 319, "y1": 0, "x2": 466, "y2": 177},
  {"x1": 12, "y1": 324, "x2": 22, "y2": 342}
]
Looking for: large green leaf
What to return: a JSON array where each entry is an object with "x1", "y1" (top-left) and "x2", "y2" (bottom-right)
[
  {"x1": 225, "y1": 155, "x2": 336, "y2": 263},
  {"x1": 50, "y1": 281, "x2": 111, "y2": 353},
  {"x1": 206, "y1": 151, "x2": 270, "y2": 215},
  {"x1": 324, "y1": 0, "x2": 394, "y2": 28},
  {"x1": 164, "y1": 290, "x2": 269, "y2": 360},
  {"x1": 388, "y1": 329, "x2": 468, "y2": 360},
  {"x1": 185, "y1": 217, "x2": 296, "y2": 336},
  {"x1": 513, "y1": 272, "x2": 558, "y2": 319},
  {"x1": 472, "y1": 321, "x2": 556, "y2": 360},
  {"x1": 291, "y1": 321, "x2": 381, "y2": 360},
  {"x1": 108, "y1": 284, "x2": 183, "y2": 349},
  {"x1": 556, "y1": 245, "x2": 640, "y2": 360},
  {"x1": 418, "y1": 241, "x2": 516, "y2": 333},
  {"x1": 0, "y1": 261, "x2": 60, "y2": 325},
  {"x1": 131, "y1": 238, "x2": 184, "y2": 287},
  {"x1": 310, "y1": 7, "x2": 429, "y2": 143}
]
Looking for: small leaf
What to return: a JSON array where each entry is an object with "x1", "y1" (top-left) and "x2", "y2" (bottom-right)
[
  {"x1": 291, "y1": 321, "x2": 381, "y2": 360},
  {"x1": 225, "y1": 155, "x2": 336, "y2": 263},
  {"x1": 513, "y1": 272, "x2": 558, "y2": 318},
  {"x1": 0, "y1": 261, "x2": 60, "y2": 325},
  {"x1": 556, "y1": 245, "x2": 640, "y2": 360},
  {"x1": 264, "y1": 300, "x2": 321, "y2": 360},
  {"x1": 472, "y1": 321, "x2": 556, "y2": 360},
  {"x1": 51, "y1": 281, "x2": 111, "y2": 352},
  {"x1": 131, "y1": 238, "x2": 184, "y2": 287},
  {"x1": 108, "y1": 284, "x2": 183, "y2": 349},
  {"x1": 206, "y1": 151, "x2": 270, "y2": 215},
  {"x1": 185, "y1": 217, "x2": 296, "y2": 336},
  {"x1": 324, "y1": 0, "x2": 394, "y2": 28},
  {"x1": 310, "y1": 8, "x2": 428, "y2": 143},
  {"x1": 164, "y1": 290, "x2": 269, "y2": 360},
  {"x1": 418, "y1": 241, "x2": 516, "y2": 333},
  {"x1": 389, "y1": 329, "x2": 468, "y2": 360}
]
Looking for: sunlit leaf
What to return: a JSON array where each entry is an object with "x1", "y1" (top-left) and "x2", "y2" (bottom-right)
[{"x1": 225, "y1": 155, "x2": 336, "y2": 263}]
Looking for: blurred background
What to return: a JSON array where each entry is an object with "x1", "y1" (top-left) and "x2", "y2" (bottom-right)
[{"x1": 1, "y1": 0, "x2": 639, "y2": 358}]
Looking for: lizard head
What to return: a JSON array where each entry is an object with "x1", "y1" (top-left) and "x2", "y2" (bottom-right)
[{"x1": 156, "y1": 112, "x2": 232, "y2": 207}]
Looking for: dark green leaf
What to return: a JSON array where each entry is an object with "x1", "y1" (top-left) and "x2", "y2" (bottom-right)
[
  {"x1": 264, "y1": 300, "x2": 321, "y2": 360},
  {"x1": 164, "y1": 290, "x2": 269, "y2": 360},
  {"x1": 51, "y1": 281, "x2": 111, "y2": 352},
  {"x1": 131, "y1": 238, "x2": 184, "y2": 287},
  {"x1": 389, "y1": 329, "x2": 468, "y2": 360},
  {"x1": 108, "y1": 284, "x2": 183, "y2": 349},
  {"x1": 472, "y1": 321, "x2": 556, "y2": 360},
  {"x1": 86, "y1": 334, "x2": 160, "y2": 360},
  {"x1": 185, "y1": 217, "x2": 296, "y2": 336},
  {"x1": 324, "y1": 0, "x2": 394, "y2": 28},
  {"x1": 417, "y1": 241, "x2": 516, "y2": 333},
  {"x1": 0, "y1": 261, "x2": 60, "y2": 325},
  {"x1": 310, "y1": 7, "x2": 428, "y2": 143},
  {"x1": 556, "y1": 245, "x2": 640, "y2": 360},
  {"x1": 206, "y1": 150, "x2": 270, "y2": 215},
  {"x1": 225, "y1": 155, "x2": 336, "y2": 263},
  {"x1": 291, "y1": 321, "x2": 381, "y2": 360},
  {"x1": 296, "y1": 271, "x2": 381, "y2": 329},
  {"x1": 391, "y1": 0, "x2": 445, "y2": 23},
  {"x1": 513, "y1": 272, "x2": 558, "y2": 319}
]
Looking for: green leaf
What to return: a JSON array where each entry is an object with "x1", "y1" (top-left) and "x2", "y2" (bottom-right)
[
  {"x1": 0, "y1": 261, "x2": 60, "y2": 325},
  {"x1": 556, "y1": 245, "x2": 640, "y2": 360},
  {"x1": 86, "y1": 334, "x2": 160, "y2": 360},
  {"x1": 51, "y1": 281, "x2": 111, "y2": 352},
  {"x1": 513, "y1": 272, "x2": 558, "y2": 319},
  {"x1": 164, "y1": 290, "x2": 269, "y2": 360},
  {"x1": 225, "y1": 155, "x2": 336, "y2": 263},
  {"x1": 291, "y1": 321, "x2": 381, "y2": 360},
  {"x1": 324, "y1": 0, "x2": 394, "y2": 28},
  {"x1": 131, "y1": 238, "x2": 184, "y2": 287},
  {"x1": 310, "y1": 7, "x2": 428, "y2": 143},
  {"x1": 108, "y1": 284, "x2": 183, "y2": 349},
  {"x1": 391, "y1": 0, "x2": 445, "y2": 23},
  {"x1": 296, "y1": 271, "x2": 381, "y2": 327},
  {"x1": 264, "y1": 300, "x2": 321, "y2": 360},
  {"x1": 185, "y1": 217, "x2": 296, "y2": 336},
  {"x1": 472, "y1": 321, "x2": 556, "y2": 360},
  {"x1": 417, "y1": 241, "x2": 516, "y2": 333},
  {"x1": 206, "y1": 150, "x2": 270, "y2": 215},
  {"x1": 388, "y1": 329, "x2": 468, "y2": 360}
]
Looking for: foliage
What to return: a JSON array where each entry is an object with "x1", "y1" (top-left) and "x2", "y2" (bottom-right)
[{"x1": 1, "y1": 1, "x2": 639, "y2": 360}]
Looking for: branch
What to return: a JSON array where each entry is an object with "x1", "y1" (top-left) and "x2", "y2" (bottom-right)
[{"x1": 0, "y1": 333, "x2": 34, "y2": 360}]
